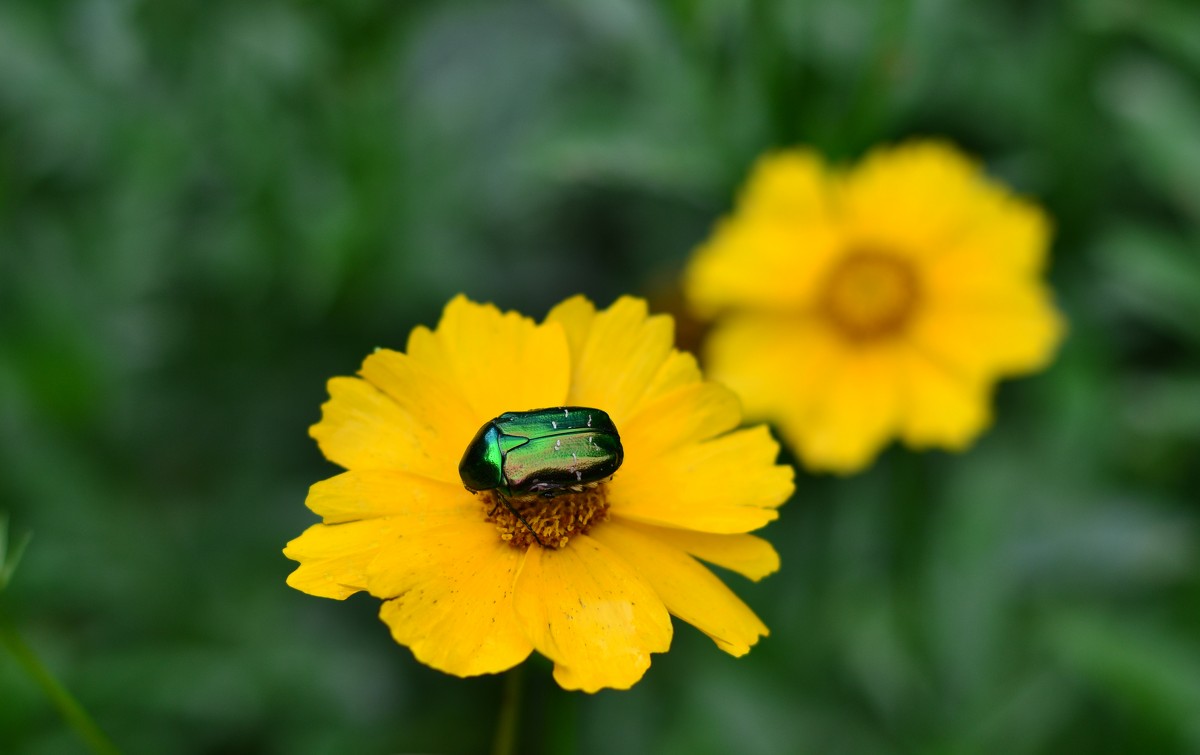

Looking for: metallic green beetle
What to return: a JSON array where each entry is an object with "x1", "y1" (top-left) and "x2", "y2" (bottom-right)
[{"x1": 459, "y1": 406, "x2": 623, "y2": 544}]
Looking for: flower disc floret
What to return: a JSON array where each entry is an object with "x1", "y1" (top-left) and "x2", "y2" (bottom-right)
[
  {"x1": 485, "y1": 486, "x2": 610, "y2": 550},
  {"x1": 819, "y1": 250, "x2": 919, "y2": 340},
  {"x1": 284, "y1": 295, "x2": 793, "y2": 692}
]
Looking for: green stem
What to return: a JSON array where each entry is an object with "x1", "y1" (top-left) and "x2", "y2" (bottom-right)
[
  {"x1": 492, "y1": 665, "x2": 524, "y2": 755},
  {"x1": 0, "y1": 619, "x2": 121, "y2": 755}
]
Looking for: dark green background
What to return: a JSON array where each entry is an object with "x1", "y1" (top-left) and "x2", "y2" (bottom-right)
[{"x1": 2, "y1": 0, "x2": 1199, "y2": 752}]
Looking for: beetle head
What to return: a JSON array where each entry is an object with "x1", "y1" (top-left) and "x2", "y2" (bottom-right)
[{"x1": 459, "y1": 424, "x2": 505, "y2": 493}]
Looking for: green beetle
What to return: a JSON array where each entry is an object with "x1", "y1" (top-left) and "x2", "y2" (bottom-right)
[{"x1": 459, "y1": 406, "x2": 623, "y2": 544}]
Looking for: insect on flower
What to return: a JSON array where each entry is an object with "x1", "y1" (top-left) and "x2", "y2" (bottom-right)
[
  {"x1": 284, "y1": 295, "x2": 794, "y2": 692},
  {"x1": 459, "y1": 407, "x2": 624, "y2": 546}
]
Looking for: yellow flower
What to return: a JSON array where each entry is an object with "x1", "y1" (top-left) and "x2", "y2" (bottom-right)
[
  {"x1": 284, "y1": 295, "x2": 793, "y2": 692},
  {"x1": 685, "y1": 141, "x2": 1065, "y2": 474}
]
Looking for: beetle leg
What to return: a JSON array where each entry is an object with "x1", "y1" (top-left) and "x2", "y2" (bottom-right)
[{"x1": 498, "y1": 494, "x2": 546, "y2": 548}]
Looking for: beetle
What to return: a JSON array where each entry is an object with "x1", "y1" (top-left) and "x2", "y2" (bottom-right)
[{"x1": 459, "y1": 406, "x2": 623, "y2": 546}]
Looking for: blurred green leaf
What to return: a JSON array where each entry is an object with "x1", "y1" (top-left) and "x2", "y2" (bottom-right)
[
  {"x1": 1098, "y1": 53, "x2": 1200, "y2": 224},
  {"x1": 1049, "y1": 613, "x2": 1200, "y2": 750},
  {"x1": 0, "y1": 514, "x2": 31, "y2": 593},
  {"x1": 1122, "y1": 374, "x2": 1200, "y2": 439},
  {"x1": 1077, "y1": 0, "x2": 1200, "y2": 77},
  {"x1": 1094, "y1": 223, "x2": 1200, "y2": 344}
]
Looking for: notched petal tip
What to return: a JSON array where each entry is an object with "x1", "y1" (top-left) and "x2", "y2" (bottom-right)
[
  {"x1": 373, "y1": 526, "x2": 535, "y2": 678},
  {"x1": 513, "y1": 536, "x2": 672, "y2": 693},
  {"x1": 549, "y1": 293, "x2": 596, "y2": 312},
  {"x1": 592, "y1": 522, "x2": 770, "y2": 661},
  {"x1": 625, "y1": 523, "x2": 783, "y2": 582},
  {"x1": 283, "y1": 565, "x2": 361, "y2": 601},
  {"x1": 283, "y1": 519, "x2": 407, "y2": 600}
]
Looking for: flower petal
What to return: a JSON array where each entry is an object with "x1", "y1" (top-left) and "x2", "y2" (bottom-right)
[
  {"x1": 897, "y1": 347, "x2": 991, "y2": 450},
  {"x1": 547, "y1": 297, "x2": 676, "y2": 429},
  {"x1": 619, "y1": 380, "x2": 741, "y2": 463},
  {"x1": 284, "y1": 519, "x2": 403, "y2": 600},
  {"x1": 357, "y1": 347, "x2": 480, "y2": 476},
  {"x1": 371, "y1": 522, "x2": 534, "y2": 677},
  {"x1": 511, "y1": 535, "x2": 672, "y2": 692},
  {"x1": 610, "y1": 426, "x2": 793, "y2": 533},
  {"x1": 912, "y1": 280, "x2": 1065, "y2": 381},
  {"x1": 304, "y1": 470, "x2": 476, "y2": 524},
  {"x1": 637, "y1": 350, "x2": 703, "y2": 408},
  {"x1": 310, "y1": 377, "x2": 452, "y2": 481},
  {"x1": 792, "y1": 345, "x2": 903, "y2": 474},
  {"x1": 547, "y1": 297, "x2": 716, "y2": 425},
  {"x1": 592, "y1": 521, "x2": 768, "y2": 657},
  {"x1": 544, "y1": 295, "x2": 596, "y2": 362},
  {"x1": 936, "y1": 194, "x2": 1052, "y2": 275},
  {"x1": 406, "y1": 295, "x2": 570, "y2": 424},
  {"x1": 737, "y1": 149, "x2": 833, "y2": 221},
  {"x1": 613, "y1": 520, "x2": 780, "y2": 581},
  {"x1": 841, "y1": 141, "x2": 989, "y2": 254},
  {"x1": 704, "y1": 315, "x2": 846, "y2": 423},
  {"x1": 686, "y1": 218, "x2": 842, "y2": 317},
  {"x1": 686, "y1": 150, "x2": 842, "y2": 316}
]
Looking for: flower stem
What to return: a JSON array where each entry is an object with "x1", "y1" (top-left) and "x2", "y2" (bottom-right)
[
  {"x1": 0, "y1": 618, "x2": 122, "y2": 755},
  {"x1": 492, "y1": 666, "x2": 524, "y2": 755}
]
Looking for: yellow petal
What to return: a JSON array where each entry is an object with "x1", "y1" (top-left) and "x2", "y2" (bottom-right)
[
  {"x1": 619, "y1": 380, "x2": 741, "y2": 464},
  {"x1": 544, "y1": 295, "x2": 596, "y2": 361},
  {"x1": 284, "y1": 519, "x2": 403, "y2": 600},
  {"x1": 936, "y1": 194, "x2": 1051, "y2": 275},
  {"x1": 371, "y1": 522, "x2": 534, "y2": 677},
  {"x1": 512, "y1": 535, "x2": 672, "y2": 692},
  {"x1": 910, "y1": 286, "x2": 1065, "y2": 381},
  {"x1": 636, "y1": 350, "x2": 703, "y2": 409},
  {"x1": 686, "y1": 149, "x2": 841, "y2": 317},
  {"x1": 897, "y1": 349, "x2": 992, "y2": 450},
  {"x1": 309, "y1": 377, "x2": 451, "y2": 481},
  {"x1": 304, "y1": 470, "x2": 476, "y2": 524},
  {"x1": 840, "y1": 141, "x2": 988, "y2": 255},
  {"x1": 704, "y1": 315, "x2": 846, "y2": 423},
  {"x1": 922, "y1": 215, "x2": 1056, "y2": 308},
  {"x1": 592, "y1": 521, "x2": 768, "y2": 657},
  {"x1": 548, "y1": 297, "x2": 676, "y2": 429},
  {"x1": 610, "y1": 426, "x2": 793, "y2": 533},
  {"x1": 547, "y1": 297, "x2": 714, "y2": 426},
  {"x1": 406, "y1": 295, "x2": 570, "y2": 423},
  {"x1": 685, "y1": 217, "x2": 842, "y2": 317},
  {"x1": 614, "y1": 520, "x2": 780, "y2": 581},
  {"x1": 357, "y1": 347, "x2": 479, "y2": 478},
  {"x1": 737, "y1": 148, "x2": 833, "y2": 221},
  {"x1": 791, "y1": 345, "x2": 903, "y2": 474}
]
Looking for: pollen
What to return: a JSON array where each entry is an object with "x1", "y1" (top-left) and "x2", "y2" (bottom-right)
[
  {"x1": 483, "y1": 486, "x2": 611, "y2": 550},
  {"x1": 818, "y1": 250, "x2": 920, "y2": 340}
]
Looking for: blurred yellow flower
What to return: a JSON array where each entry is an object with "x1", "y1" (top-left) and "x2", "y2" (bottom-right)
[
  {"x1": 284, "y1": 295, "x2": 793, "y2": 692},
  {"x1": 685, "y1": 141, "x2": 1065, "y2": 474}
]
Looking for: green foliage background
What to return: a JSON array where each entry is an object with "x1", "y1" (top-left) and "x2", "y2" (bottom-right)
[{"x1": 2, "y1": 0, "x2": 1199, "y2": 752}]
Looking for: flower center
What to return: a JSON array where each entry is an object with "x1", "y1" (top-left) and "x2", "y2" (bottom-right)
[
  {"x1": 483, "y1": 486, "x2": 611, "y2": 550},
  {"x1": 819, "y1": 250, "x2": 919, "y2": 340}
]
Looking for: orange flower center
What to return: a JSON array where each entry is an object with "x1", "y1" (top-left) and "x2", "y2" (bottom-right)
[
  {"x1": 819, "y1": 250, "x2": 919, "y2": 340},
  {"x1": 483, "y1": 486, "x2": 610, "y2": 550}
]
